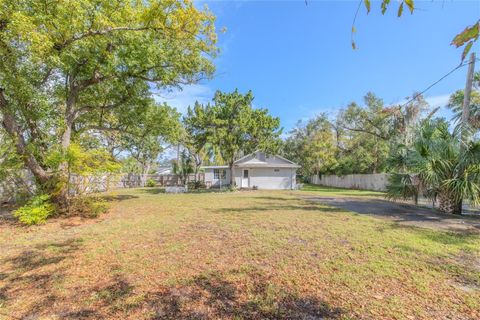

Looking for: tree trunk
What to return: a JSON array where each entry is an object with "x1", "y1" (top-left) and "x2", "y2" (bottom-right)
[
  {"x1": 438, "y1": 191, "x2": 462, "y2": 214},
  {"x1": 453, "y1": 199, "x2": 463, "y2": 215},
  {"x1": 229, "y1": 162, "x2": 234, "y2": 187},
  {"x1": 55, "y1": 110, "x2": 76, "y2": 209},
  {"x1": 194, "y1": 155, "x2": 202, "y2": 183}
]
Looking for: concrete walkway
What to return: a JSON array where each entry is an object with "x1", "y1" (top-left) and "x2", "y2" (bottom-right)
[{"x1": 303, "y1": 195, "x2": 480, "y2": 233}]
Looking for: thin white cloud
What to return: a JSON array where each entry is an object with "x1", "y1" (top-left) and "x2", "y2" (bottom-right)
[
  {"x1": 425, "y1": 94, "x2": 450, "y2": 109},
  {"x1": 153, "y1": 84, "x2": 213, "y2": 114}
]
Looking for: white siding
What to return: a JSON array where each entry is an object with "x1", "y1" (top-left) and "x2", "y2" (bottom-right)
[
  {"x1": 233, "y1": 168, "x2": 243, "y2": 188},
  {"x1": 204, "y1": 168, "x2": 231, "y2": 187}
]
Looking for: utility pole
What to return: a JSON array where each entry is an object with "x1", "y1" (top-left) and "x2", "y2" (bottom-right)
[
  {"x1": 461, "y1": 52, "x2": 476, "y2": 144},
  {"x1": 456, "y1": 52, "x2": 476, "y2": 215}
]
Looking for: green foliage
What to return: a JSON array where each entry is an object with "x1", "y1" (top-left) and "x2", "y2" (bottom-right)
[
  {"x1": 451, "y1": 21, "x2": 479, "y2": 60},
  {"x1": 284, "y1": 114, "x2": 337, "y2": 177},
  {"x1": 210, "y1": 90, "x2": 282, "y2": 166},
  {"x1": 146, "y1": 179, "x2": 157, "y2": 188},
  {"x1": 386, "y1": 173, "x2": 419, "y2": 204},
  {"x1": 387, "y1": 119, "x2": 480, "y2": 214},
  {"x1": 183, "y1": 101, "x2": 218, "y2": 174},
  {"x1": 448, "y1": 87, "x2": 480, "y2": 130},
  {"x1": 187, "y1": 180, "x2": 206, "y2": 190},
  {"x1": 117, "y1": 103, "x2": 181, "y2": 175},
  {"x1": 334, "y1": 94, "x2": 392, "y2": 174},
  {"x1": 13, "y1": 194, "x2": 55, "y2": 225},
  {"x1": 285, "y1": 92, "x2": 429, "y2": 178},
  {"x1": 0, "y1": 132, "x2": 22, "y2": 179},
  {"x1": 47, "y1": 144, "x2": 120, "y2": 176},
  {"x1": 0, "y1": 0, "x2": 217, "y2": 205},
  {"x1": 184, "y1": 90, "x2": 281, "y2": 185},
  {"x1": 174, "y1": 149, "x2": 194, "y2": 185}
]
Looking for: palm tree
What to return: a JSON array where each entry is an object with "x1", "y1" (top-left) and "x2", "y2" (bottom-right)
[{"x1": 387, "y1": 119, "x2": 480, "y2": 214}]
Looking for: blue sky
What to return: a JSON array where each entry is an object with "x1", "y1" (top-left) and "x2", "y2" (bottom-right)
[{"x1": 157, "y1": 0, "x2": 480, "y2": 134}]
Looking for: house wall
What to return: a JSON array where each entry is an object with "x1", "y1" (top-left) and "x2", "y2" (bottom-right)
[
  {"x1": 204, "y1": 168, "x2": 231, "y2": 187},
  {"x1": 234, "y1": 167, "x2": 296, "y2": 190},
  {"x1": 233, "y1": 168, "x2": 242, "y2": 188}
]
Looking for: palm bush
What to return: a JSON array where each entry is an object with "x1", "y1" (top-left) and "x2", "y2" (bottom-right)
[{"x1": 387, "y1": 119, "x2": 480, "y2": 214}]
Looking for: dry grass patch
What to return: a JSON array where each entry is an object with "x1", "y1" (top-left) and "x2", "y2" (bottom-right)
[{"x1": 0, "y1": 188, "x2": 479, "y2": 319}]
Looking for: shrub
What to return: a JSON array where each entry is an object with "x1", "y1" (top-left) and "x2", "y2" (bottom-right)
[
  {"x1": 14, "y1": 194, "x2": 55, "y2": 225},
  {"x1": 145, "y1": 179, "x2": 156, "y2": 188},
  {"x1": 187, "y1": 181, "x2": 205, "y2": 190},
  {"x1": 70, "y1": 197, "x2": 109, "y2": 218}
]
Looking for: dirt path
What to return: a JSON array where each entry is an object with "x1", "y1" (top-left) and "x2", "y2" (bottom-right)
[{"x1": 302, "y1": 195, "x2": 480, "y2": 233}]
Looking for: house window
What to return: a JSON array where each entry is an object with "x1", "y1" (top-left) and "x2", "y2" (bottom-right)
[
  {"x1": 274, "y1": 169, "x2": 280, "y2": 172},
  {"x1": 214, "y1": 169, "x2": 226, "y2": 179}
]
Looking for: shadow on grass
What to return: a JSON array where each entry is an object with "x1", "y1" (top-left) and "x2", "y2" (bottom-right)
[
  {"x1": 142, "y1": 270, "x2": 343, "y2": 319},
  {"x1": 138, "y1": 188, "x2": 166, "y2": 195},
  {"x1": 378, "y1": 223, "x2": 480, "y2": 246},
  {"x1": 188, "y1": 188, "x2": 232, "y2": 194},
  {"x1": 100, "y1": 194, "x2": 140, "y2": 202},
  {"x1": 213, "y1": 195, "x2": 346, "y2": 214},
  {"x1": 2, "y1": 266, "x2": 343, "y2": 319},
  {"x1": 148, "y1": 273, "x2": 342, "y2": 319},
  {"x1": 214, "y1": 202, "x2": 346, "y2": 214},
  {"x1": 252, "y1": 196, "x2": 295, "y2": 201},
  {"x1": 0, "y1": 238, "x2": 83, "y2": 319},
  {"x1": 0, "y1": 205, "x2": 19, "y2": 227}
]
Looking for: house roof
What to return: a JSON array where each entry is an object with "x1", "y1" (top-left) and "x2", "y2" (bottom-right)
[
  {"x1": 201, "y1": 152, "x2": 300, "y2": 170},
  {"x1": 233, "y1": 151, "x2": 300, "y2": 168},
  {"x1": 201, "y1": 165, "x2": 229, "y2": 169}
]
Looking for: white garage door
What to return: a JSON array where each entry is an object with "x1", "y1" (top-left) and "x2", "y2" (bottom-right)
[{"x1": 250, "y1": 168, "x2": 293, "y2": 189}]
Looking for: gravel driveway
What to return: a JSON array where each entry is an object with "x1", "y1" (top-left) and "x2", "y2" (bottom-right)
[{"x1": 303, "y1": 195, "x2": 480, "y2": 233}]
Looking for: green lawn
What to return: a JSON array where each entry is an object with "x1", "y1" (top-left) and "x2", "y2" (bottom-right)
[
  {"x1": 300, "y1": 183, "x2": 386, "y2": 197},
  {"x1": 0, "y1": 187, "x2": 479, "y2": 319}
]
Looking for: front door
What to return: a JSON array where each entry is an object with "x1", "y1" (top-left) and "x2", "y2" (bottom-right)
[{"x1": 242, "y1": 169, "x2": 249, "y2": 188}]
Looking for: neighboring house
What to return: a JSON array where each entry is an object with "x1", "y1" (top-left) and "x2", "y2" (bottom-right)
[
  {"x1": 157, "y1": 166, "x2": 173, "y2": 175},
  {"x1": 202, "y1": 151, "x2": 300, "y2": 190}
]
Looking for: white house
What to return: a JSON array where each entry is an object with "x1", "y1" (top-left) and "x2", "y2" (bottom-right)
[{"x1": 202, "y1": 151, "x2": 300, "y2": 190}]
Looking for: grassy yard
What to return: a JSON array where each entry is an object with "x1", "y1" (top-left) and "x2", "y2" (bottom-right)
[
  {"x1": 300, "y1": 184, "x2": 386, "y2": 197},
  {"x1": 0, "y1": 187, "x2": 479, "y2": 319}
]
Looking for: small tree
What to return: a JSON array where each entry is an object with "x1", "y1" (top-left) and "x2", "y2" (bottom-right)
[
  {"x1": 387, "y1": 119, "x2": 480, "y2": 214},
  {"x1": 174, "y1": 149, "x2": 194, "y2": 186},
  {"x1": 208, "y1": 90, "x2": 282, "y2": 186},
  {"x1": 284, "y1": 114, "x2": 337, "y2": 178},
  {"x1": 183, "y1": 101, "x2": 212, "y2": 182}
]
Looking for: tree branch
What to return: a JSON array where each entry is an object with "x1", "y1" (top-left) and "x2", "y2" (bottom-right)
[
  {"x1": 54, "y1": 25, "x2": 198, "y2": 51},
  {"x1": 341, "y1": 125, "x2": 389, "y2": 140},
  {"x1": 0, "y1": 88, "x2": 50, "y2": 183}
]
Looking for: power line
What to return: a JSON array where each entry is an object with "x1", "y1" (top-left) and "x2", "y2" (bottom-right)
[{"x1": 400, "y1": 60, "x2": 475, "y2": 108}]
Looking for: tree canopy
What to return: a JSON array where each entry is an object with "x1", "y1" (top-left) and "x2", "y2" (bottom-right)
[
  {"x1": 0, "y1": 0, "x2": 217, "y2": 206},
  {"x1": 284, "y1": 92, "x2": 431, "y2": 178},
  {"x1": 184, "y1": 90, "x2": 282, "y2": 186}
]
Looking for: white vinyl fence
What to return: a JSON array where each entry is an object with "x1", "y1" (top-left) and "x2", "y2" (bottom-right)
[{"x1": 310, "y1": 173, "x2": 390, "y2": 191}]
